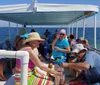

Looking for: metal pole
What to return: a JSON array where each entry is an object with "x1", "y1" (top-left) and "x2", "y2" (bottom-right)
[
  {"x1": 66, "y1": 25, "x2": 69, "y2": 35},
  {"x1": 8, "y1": 22, "x2": 11, "y2": 40},
  {"x1": 76, "y1": 22, "x2": 78, "y2": 39},
  {"x1": 94, "y1": 14, "x2": 97, "y2": 48},
  {"x1": 83, "y1": 17, "x2": 86, "y2": 39},
  {"x1": 33, "y1": 0, "x2": 37, "y2": 12},
  {"x1": 68, "y1": 25, "x2": 70, "y2": 35},
  {"x1": 16, "y1": 24, "x2": 18, "y2": 35},
  {"x1": 71, "y1": 24, "x2": 73, "y2": 34}
]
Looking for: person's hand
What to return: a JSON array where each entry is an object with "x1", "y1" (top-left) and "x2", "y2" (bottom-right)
[
  {"x1": 52, "y1": 46, "x2": 54, "y2": 50},
  {"x1": 49, "y1": 71, "x2": 62, "y2": 76},
  {"x1": 55, "y1": 71, "x2": 62, "y2": 76},
  {"x1": 60, "y1": 62, "x2": 69, "y2": 68},
  {"x1": 55, "y1": 33, "x2": 59, "y2": 39},
  {"x1": 54, "y1": 46, "x2": 61, "y2": 51}
]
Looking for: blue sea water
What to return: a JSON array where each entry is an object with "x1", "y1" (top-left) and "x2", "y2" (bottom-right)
[{"x1": 0, "y1": 27, "x2": 100, "y2": 49}]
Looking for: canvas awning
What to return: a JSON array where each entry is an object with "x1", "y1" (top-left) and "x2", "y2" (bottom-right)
[{"x1": 0, "y1": 3, "x2": 99, "y2": 25}]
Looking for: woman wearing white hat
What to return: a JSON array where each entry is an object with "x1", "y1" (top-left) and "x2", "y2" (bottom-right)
[{"x1": 52, "y1": 29, "x2": 70, "y2": 85}]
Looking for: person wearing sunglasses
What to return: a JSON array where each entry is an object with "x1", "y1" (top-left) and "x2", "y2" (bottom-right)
[
  {"x1": 52, "y1": 29, "x2": 70, "y2": 85},
  {"x1": 5, "y1": 32, "x2": 61, "y2": 85},
  {"x1": 61, "y1": 44, "x2": 100, "y2": 85}
]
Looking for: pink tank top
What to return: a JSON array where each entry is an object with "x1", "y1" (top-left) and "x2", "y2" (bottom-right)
[{"x1": 16, "y1": 47, "x2": 35, "y2": 69}]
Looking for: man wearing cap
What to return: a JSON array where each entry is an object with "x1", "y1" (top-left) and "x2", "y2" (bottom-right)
[{"x1": 61, "y1": 44, "x2": 100, "y2": 85}]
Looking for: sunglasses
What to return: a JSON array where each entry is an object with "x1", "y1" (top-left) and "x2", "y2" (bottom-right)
[
  {"x1": 37, "y1": 40, "x2": 41, "y2": 43},
  {"x1": 60, "y1": 33, "x2": 65, "y2": 36},
  {"x1": 73, "y1": 51, "x2": 85, "y2": 57},
  {"x1": 72, "y1": 53, "x2": 79, "y2": 57}
]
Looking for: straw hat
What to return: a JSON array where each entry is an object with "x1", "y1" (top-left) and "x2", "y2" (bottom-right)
[{"x1": 23, "y1": 32, "x2": 44, "y2": 44}]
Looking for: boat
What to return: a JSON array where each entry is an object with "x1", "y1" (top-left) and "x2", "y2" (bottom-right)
[
  {"x1": 0, "y1": 0, "x2": 99, "y2": 85},
  {"x1": 0, "y1": 1, "x2": 99, "y2": 47}
]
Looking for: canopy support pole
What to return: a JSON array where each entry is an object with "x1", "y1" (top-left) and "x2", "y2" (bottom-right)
[
  {"x1": 94, "y1": 14, "x2": 97, "y2": 48},
  {"x1": 8, "y1": 22, "x2": 11, "y2": 40},
  {"x1": 76, "y1": 22, "x2": 78, "y2": 39},
  {"x1": 68, "y1": 25, "x2": 70, "y2": 35},
  {"x1": 32, "y1": 0, "x2": 37, "y2": 12},
  {"x1": 16, "y1": 24, "x2": 18, "y2": 35},
  {"x1": 71, "y1": 24, "x2": 73, "y2": 34},
  {"x1": 83, "y1": 17, "x2": 86, "y2": 39}
]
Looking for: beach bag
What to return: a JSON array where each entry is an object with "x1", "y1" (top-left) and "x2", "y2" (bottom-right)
[
  {"x1": 15, "y1": 66, "x2": 54, "y2": 85},
  {"x1": 84, "y1": 67, "x2": 100, "y2": 84},
  {"x1": 28, "y1": 69, "x2": 54, "y2": 85}
]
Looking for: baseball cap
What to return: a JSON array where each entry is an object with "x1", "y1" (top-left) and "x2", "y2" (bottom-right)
[{"x1": 72, "y1": 44, "x2": 87, "y2": 53}]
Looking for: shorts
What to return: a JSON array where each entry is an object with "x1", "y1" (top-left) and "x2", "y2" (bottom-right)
[{"x1": 54, "y1": 56, "x2": 66, "y2": 66}]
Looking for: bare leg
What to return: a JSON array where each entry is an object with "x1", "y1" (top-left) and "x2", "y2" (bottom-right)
[
  {"x1": 54, "y1": 64, "x2": 60, "y2": 85},
  {"x1": 0, "y1": 61, "x2": 7, "y2": 80}
]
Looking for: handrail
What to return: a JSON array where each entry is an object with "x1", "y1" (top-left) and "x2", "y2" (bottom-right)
[
  {"x1": 0, "y1": 50, "x2": 29, "y2": 85},
  {"x1": 89, "y1": 46, "x2": 100, "y2": 54},
  {"x1": 89, "y1": 46, "x2": 100, "y2": 52}
]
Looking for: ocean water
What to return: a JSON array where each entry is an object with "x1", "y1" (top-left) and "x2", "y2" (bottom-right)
[{"x1": 0, "y1": 27, "x2": 100, "y2": 49}]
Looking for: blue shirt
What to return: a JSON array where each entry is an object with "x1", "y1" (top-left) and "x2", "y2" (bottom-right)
[
  {"x1": 83, "y1": 51, "x2": 100, "y2": 85},
  {"x1": 43, "y1": 41, "x2": 50, "y2": 57},
  {"x1": 47, "y1": 33, "x2": 53, "y2": 43},
  {"x1": 52, "y1": 38, "x2": 69, "y2": 59}
]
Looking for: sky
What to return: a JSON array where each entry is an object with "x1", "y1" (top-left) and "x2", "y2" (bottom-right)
[{"x1": 0, "y1": 0, "x2": 100, "y2": 27}]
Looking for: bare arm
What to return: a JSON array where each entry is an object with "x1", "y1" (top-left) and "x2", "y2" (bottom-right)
[
  {"x1": 54, "y1": 46, "x2": 70, "y2": 53},
  {"x1": 70, "y1": 41, "x2": 74, "y2": 49},
  {"x1": 61, "y1": 62, "x2": 90, "y2": 70},
  {"x1": 68, "y1": 58, "x2": 80, "y2": 77},
  {"x1": 28, "y1": 49, "x2": 61, "y2": 76},
  {"x1": 52, "y1": 34, "x2": 59, "y2": 50},
  {"x1": 52, "y1": 38, "x2": 58, "y2": 50}
]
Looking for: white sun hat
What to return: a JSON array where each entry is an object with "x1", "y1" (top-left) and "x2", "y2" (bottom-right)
[
  {"x1": 72, "y1": 44, "x2": 87, "y2": 53},
  {"x1": 59, "y1": 29, "x2": 66, "y2": 35}
]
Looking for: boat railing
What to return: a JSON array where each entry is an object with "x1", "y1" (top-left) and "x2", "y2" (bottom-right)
[
  {"x1": 0, "y1": 50, "x2": 29, "y2": 85},
  {"x1": 89, "y1": 46, "x2": 100, "y2": 55}
]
